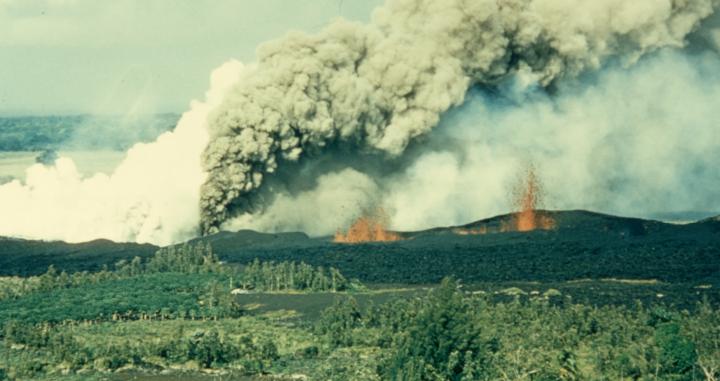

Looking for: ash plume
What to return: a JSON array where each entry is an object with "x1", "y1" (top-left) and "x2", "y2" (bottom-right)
[{"x1": 201, "y1": 0, "x2": 718, "y2": 234}]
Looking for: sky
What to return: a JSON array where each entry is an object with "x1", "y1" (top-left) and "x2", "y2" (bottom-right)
[{"x1": 0, "y1": 0, "x2": 383, "y2": 116}]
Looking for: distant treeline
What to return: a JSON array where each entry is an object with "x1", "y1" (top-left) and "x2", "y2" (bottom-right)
[
  {"x1": 0, "y1": 114, "x2": 178, "y2": 151},
  {"x1": 241, "y1": 258, "x2": 361, "y2": 292},
  {"x1": 0, "y1": 242, "x2": 359, "y2": 325}
]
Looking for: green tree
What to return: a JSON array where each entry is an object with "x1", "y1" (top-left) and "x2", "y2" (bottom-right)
[
  {"x1": 38, "y1": 265, "x2": 58, "y2": 291},
  {"x1": 382, "y1": 278, "x2": 488, "y2": 381},
  {"x1": 655, "y1": 322, "x2": 697, "y2": 380},
  {"x1": 316, "y1": 296, "x2": 363, "y2": 347}
]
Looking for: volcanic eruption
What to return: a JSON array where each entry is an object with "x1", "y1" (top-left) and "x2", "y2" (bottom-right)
[
  {"x1": 0, "y1": 0, "x2": 718, "y2": 245},
  {"x1": 199, "y1": 0, "x2": 718, "y2": 235},
  {"x1": 453, "y1": 163, "x2": 555, "y2": 235},
  {"x1": 511, "y1": 164, "x2": 555, "y2": 232},
  {"x1": 334, "y1": 209, "x2": 402, "y2": 243}
]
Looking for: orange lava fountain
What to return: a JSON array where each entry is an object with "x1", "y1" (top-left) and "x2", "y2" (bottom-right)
[
  {"x1": 515, "y1": 166, "x2": 540, "y2": 231},
  {"x1": 511, "y1": 163, "x2": 555, "y2": 232},
  {"x1": 334, "y1": 209, "x2": 402, "y2": 243},
  {"x1": 454, "y1": 164, "x2": 555, "y2": 236}
]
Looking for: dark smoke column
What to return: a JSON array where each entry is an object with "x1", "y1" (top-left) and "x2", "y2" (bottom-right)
[{"x1": 199, "y1": 0, "x2": 717, "y2": 235}]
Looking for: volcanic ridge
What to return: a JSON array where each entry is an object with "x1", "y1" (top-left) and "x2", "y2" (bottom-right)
[{"x1": 0, "y1": 210, "x2": 717, "y2": 289}]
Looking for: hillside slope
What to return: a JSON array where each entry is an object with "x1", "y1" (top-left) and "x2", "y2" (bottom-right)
[
  {"x1": 0, "y1": 238, "x2": 158, "y2": 276},
  {"x1": 1, "y1": 210, "x2": 718, "y2": 284}
]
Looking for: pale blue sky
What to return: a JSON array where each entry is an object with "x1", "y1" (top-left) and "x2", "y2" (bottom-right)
[{"x1": 0, "y1": 0, "x2": 383, "y2": 115}]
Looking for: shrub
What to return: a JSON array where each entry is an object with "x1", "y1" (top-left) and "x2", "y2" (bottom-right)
[
  {"x1": 315, "y1": 297, "x2": 363, "y2": 348},
  {"x1": 381, "y1": 278, "x2": 488, "y2": 381},
  {"x1": 655, "y1": 323, "x2": 697, "y2": 380},
  {"x1": 296, "y1": 345, "x2": 320, "y2": 359}
]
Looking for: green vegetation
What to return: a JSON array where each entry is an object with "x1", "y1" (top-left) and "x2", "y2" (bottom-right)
[
  {"x1": 0, "y1": 239, "x2": 718, "y2": 380},
  {"x1": 241, "y1": 259, "x2": 363, "y2": 292},
  {"x1": 1, "y1": 316, "x2": 292, "y2": 379},
  {"x1": 309, "y1": 279, "x2": 720, "y2": 381},
  {"x1": 0, "y1": 242, "x2": 368, "y2": 379},
  {"x1": 0, "y1": 272, "x2": 241, "y2": 324},
  {"x1": 0, "y1": 276, "x2": 719, "y2": 380},
  {"x1": 380, "y1": 278, "x2": 487, "y2": 380},
  {"x1": 0, "y1": 242, "x2": 354, "y2": 305}
]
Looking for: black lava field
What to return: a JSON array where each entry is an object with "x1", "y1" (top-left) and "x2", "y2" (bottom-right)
[{"x1": 1, "y1": 210, "x2": 717, "y2": 286}]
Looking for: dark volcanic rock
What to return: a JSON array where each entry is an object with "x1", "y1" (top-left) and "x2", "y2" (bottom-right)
[
  {"x1": 0, "y1": 237, "x2": 158, "y2": 276},
  {"x1": 412, "y1": 210, "x2": 671, "y2": 238},
  {"x1": 206, "y1": 210, "x2": 720, "y2": 285},
  {"x1": 0, "y1": 210, "x2": 717, "y2": 285},
  {"x1": 186, "y1": 230, "x2": 311, "y2": 251}
]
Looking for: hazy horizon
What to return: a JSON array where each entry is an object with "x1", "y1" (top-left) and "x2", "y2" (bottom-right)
[{"x1": 0, "y1": 0, "x2": 382, "y2": 116}]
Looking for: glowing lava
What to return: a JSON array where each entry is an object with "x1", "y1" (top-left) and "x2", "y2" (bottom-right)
[
  {"x1": 454, "y1": 163, "x2": 555, "y2": 236},
  {"x1": 334, "y1": 210, "x2": 402, "y2": 243},
  {"x1": 511, "y1": 163, "x2": 555, "y2": 232},
  {"x1": 514, "y1": 165, "x2": 539, "y2": 231}
]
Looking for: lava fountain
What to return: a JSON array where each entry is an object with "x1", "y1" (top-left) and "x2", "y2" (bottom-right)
[
  {"x1": 511, "y1": 163, "x2": 555, "y2": 232},
  {"x1": 334, "y1": 209, "x2": 402, "y2": 243},
  {"x1": 454, "y1": 163, "x2": 556, "y2": 236}
]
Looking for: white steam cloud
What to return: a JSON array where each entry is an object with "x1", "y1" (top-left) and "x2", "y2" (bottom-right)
[
  {"x1": 0, "y1": 61, "x2": 245, "y2": 245},
  {"x1": 389, "y1": 50, "x2": 720, "y2": 229},
  {"x1": 201, "y1": 0, "x2": 718, "y2": 233}
]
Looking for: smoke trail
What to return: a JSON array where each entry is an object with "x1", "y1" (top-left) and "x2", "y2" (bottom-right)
[
  {"x1": 201, "y1": 0, "x2": 718, "y2": 234},
  {"x1": 0, "y1": 61, "x2": 245, "y2": 245}
]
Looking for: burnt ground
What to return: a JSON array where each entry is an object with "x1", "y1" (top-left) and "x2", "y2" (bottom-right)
[
  {"x1": 1, "y1": 210, "x2": 718, "y2": 287},
  {"x1": 194, "y1": 210, "x2": 720, "y2": 286}
]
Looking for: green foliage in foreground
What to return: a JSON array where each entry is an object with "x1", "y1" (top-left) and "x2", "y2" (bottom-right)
[
  {"x1": 1, "y1": 284, "x2": 719, "y2": 380},
  {"x1": 0, "y1": 242, "x2": 364, "y2": 379},
  {"x1": 1, "y1": 317, "x2": 290, "y2": 380},
  {"x1": 0, "y1": 240, "x2": 717, "y2": 381},
  {"x1": 313, "y1": 280, "x2": 720, "y2": 381},
  {"x1": 381, "y1": 278, "x2": 488, "y2": 381}
]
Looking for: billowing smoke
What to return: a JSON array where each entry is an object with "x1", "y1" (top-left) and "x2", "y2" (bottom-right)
[
  {"x1": 231, "y1": 49, "x2": 720, "y2": 235},
  {"x1": 1, "y1": 0, "x2": 718, "y2": 245},
  {"x1": 201, "y1": 0, "x2": 718, "y2": 234},
  {"x1": 0, "y1": 61, "x2": 246, "y2": 245}
]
